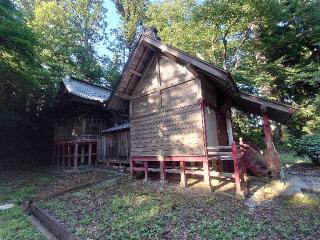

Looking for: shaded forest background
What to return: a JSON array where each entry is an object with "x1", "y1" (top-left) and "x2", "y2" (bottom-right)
[{"x1": 0, "y1": 0, "x2": 319, "y2": 166}]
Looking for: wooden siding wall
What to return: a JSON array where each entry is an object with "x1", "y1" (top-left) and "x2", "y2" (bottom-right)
[
  {"x1": 54, "y1": 117, "x2": 108, "y2": 142},
  {"x1": 97, "y1": 131, "x2": 130, "y2": 162},
  {"x1": 130, "y1": 54, "x2": 205, "y2": 157}
]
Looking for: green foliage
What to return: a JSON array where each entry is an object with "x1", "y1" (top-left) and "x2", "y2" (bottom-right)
[
  {"x1": 29, "y1": 0, "x2": 108, "y2": 82},
  {"x1": 0, "y1": 206, "x2": 43, "y2": 240},
  {"x1": 113, "y1": 0, "x2": 149, "y2": 49},
  {"x1": 297, "y1": 134, "x2": 320, "y2": 164},
  {"x1": 232, "y1": 110, "x2": 265, "y2": 148},
  {"x1": 143, "y1": 0, "x2": 320, "y2": 148}
]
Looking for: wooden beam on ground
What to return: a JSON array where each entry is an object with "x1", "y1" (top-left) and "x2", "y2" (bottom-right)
[{"x1": 23, "y1": 202, "x2": 79, "y2": 240}]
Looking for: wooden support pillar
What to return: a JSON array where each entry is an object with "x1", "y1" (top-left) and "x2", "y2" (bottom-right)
[
  {"x1": 73, "y1": 143, "x2": 78, "y2": 169},
  {"x1": 262, "y1": 112, "x2": 281, "y2": 178},
  {"x1": 57, "y1": 146, "x2": 61, "y2": 167},
  {"x1": 81, "y1": 145, "x2": 85, "y2": 163},
  {"x1": 94, "y1": 143, "x2": 98, "y2": 166},
  {"x1": 52, "y1": 145, "x2": 56, "y2": 166},
  {"x1": 203, "y1": 160, "x2": 211, "y2": 189},
  {"x1": 88, "y1": 143, "x2": 92, "y2": 165},
  {"x1": 180, "y1": 161, "x2": 187, "y2": 188},
  {"x1": 67, "y1": 144, "x2": 71, "y2": 167},
  {"x1": 61, "y1": 144, "x2": 65, "y2": 167},
  {"x1": 130, "y1": 158, "x2": 135, "y2": 176},
  {"x1": 144, "y1": 161, "x2": 149, "y2": 181},
  {"x1": 232, "y1": 141, "x2": 246, "y2": 198},
  {"x1": 160, "y1": 161, "x2": 168, "y2": 184}
]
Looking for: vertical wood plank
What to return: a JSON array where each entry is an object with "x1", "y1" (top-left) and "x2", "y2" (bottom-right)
[
  {"x1": 232, "y1": 141, "x2": 243, "y2": 198},
  {"x1": 88, "y1": 143, "x2": 92, "y2": 165},
  {"x1": 130, "y1": 158, "x2": 135, "y2": 176},
  {"x1": 74, "y1": 143, "x2": 78, "y2": 169},
  {"x1": 81, "y1": 145, "x2": 85, "y2": 163},
  {"x1": 160, "y1": 161, "x2": 167, "y2": 184},
  {"x1": 67, "y1": 144, "x2": 71, "y2": 167},
  {"x1": 57, "y1": 145, "x2": 61, "y2": 167},
  {"x1": 52, "y1": 145, "x2": 56, "y2": 166},
  {"x1": 61, "y1": 144, "x2": 65, "y2": 167},
  {"x1": 180, "y1": 161, "x2": 187, "y2": 187},
  {"x1": 144, "y1": 161, "x2": 149, "y2": 181},
  {"x1": 203, "y1": 160, "x2": 211, "y2": 187}
]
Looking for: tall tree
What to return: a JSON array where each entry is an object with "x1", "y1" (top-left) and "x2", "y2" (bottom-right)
[
  {"x1": 28, "y1": 0, "x2": 108, "y2": 82},
  {"x1": 144, "y1": 0, "x2": 320, "y2": 145},
  {"x1": 0, "y1": 0, "x2": 55, "y2": 165},
  {"x1": 110, "y1": 0, "x2": 148, "y2": 63}
]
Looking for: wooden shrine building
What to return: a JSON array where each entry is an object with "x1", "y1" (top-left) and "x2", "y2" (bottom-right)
[
  {"x1": 97, "y1": 123, "x2": 130, "y2": 165},
  {"x1": 107, "y1": 28, "x2": 297, "y2": 196},
  {"x1": 53, "y1": 76, "x2": 117, "y2": 167}
]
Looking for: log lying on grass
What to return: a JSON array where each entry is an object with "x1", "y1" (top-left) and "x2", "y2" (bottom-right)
[{"x1": 23, "y1": 201, "x2": 82, "y2": 240}]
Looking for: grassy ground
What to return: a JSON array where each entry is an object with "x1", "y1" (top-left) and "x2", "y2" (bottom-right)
[
  {"x1": 1, "y1": 154, "x2": 319, "y2": 240},
  {"x1": 280, "y1": 152, "x2": 308, "y2": 166},
  {"x1": 0, "y1": 167, "x2": 118, "y2": 240},
  {"x1": 39, "y1": 175, "x2": 320, "y2": 240},
  {"x1": 0, "y1": 170, "x2": 54, "y2": 240}
]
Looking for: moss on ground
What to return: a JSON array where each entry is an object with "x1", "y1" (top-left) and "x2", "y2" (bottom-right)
[
  {"x1": 1, "y1": 162, "x2": 320, "y2": 240},
  {"x1": 0, "y1": 170, "x2": 54, "y2": 240},
  {"x1": 40, "y1": 177, "x2": 320, "y2": 240},
  {"x1": 0, "y1": 168, "x2": 117, "y2": 240}
]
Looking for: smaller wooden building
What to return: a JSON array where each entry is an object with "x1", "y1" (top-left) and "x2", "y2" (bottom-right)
[
  {"x1": 97, "y1": 123, "x2": 130, "y2": 165},
  {"x1": 52, "y1": 76, "x2": 114, "y2": 168}
]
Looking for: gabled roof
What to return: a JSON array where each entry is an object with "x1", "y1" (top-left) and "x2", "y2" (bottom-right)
[
  {"x1": 233, "y1": 92, "x2": 297, "y2": 123},
  {"x1": 106, "y1": 31, "x2": 238, "y2": 113},
  {"x1": 107, "y1": 28, "x2": 297, "y2": 123},
  {"x1": 61, "y1": 76, "x2": 112, "y2": 103},
  {"x1": 102, "y1": 122, "x2": 129, "y2": 133}
]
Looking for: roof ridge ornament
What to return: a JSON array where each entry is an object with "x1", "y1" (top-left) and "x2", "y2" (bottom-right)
[{"x1": 143, "y1": 26, "x2": 161, "y2": 40}]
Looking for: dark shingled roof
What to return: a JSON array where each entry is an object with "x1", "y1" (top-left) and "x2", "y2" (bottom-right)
[
  {"x1": 62, "y1": 76, "x2": 112, "y2": 103},
  {"x1": 102, "y1": 122, "x2": 129, "y2": 133}
]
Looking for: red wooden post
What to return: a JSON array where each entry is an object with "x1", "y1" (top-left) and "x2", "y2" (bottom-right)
[
  {"x1": 88, "y1": 143, "x2": 92, "y2": 165},
  {"x1": 203, "y1": 160, "x2": 211, "y2": 188},
  {"x1": 67, "y1": 144, "x2": 71, "y2": 167},
  {"x1": 232, "y1": 141, "x2": 243, "y2": 198},
  {"x1": 144, "y1": 161, "x2": 149, "y2": 181},
  {"x1": 180, "y1": 161, "x2": 187, "y2": 187},
  {"x1": 262, "y1": 113, "x2": 281, "y2": 178},
  {"x1": 130, "y1": 158, "x2": 135, "y2": 176},
  {"x1": 160, "y1": 161, "x2": 168, "y2": 184},
  {"x1": 73, "y1": 143, "x2": 78, "y2": 169}
]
